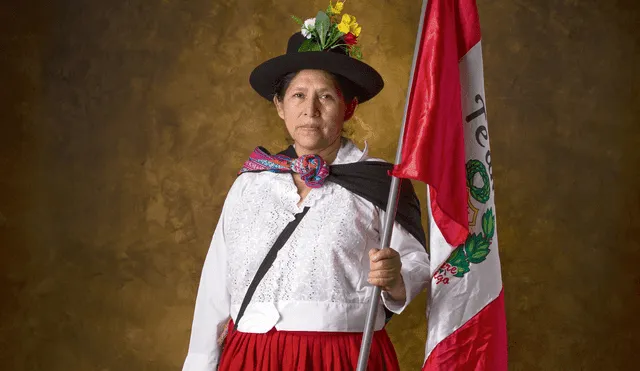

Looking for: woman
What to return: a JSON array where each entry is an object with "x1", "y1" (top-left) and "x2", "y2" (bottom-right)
[{"x1": 183, "y1": 5, "x2": 430, "y2": 371}]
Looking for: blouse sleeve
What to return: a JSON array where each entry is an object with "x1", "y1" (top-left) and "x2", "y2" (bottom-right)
[
  {"x1": 378, "y1": 209, "x2": 431, "y2": 314},
  {"x1": 182, "y1": 177, "x2": 245, "y2": 371}
]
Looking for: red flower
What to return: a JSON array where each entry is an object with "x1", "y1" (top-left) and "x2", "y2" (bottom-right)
[{"x1": 343, "y1": 32, "x2": 358, "y2": 45}]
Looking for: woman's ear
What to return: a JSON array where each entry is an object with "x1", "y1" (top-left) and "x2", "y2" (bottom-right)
[
  {"x1": 273, "y1": 96, "x2": 285, "y2": 120},
  {"x1": 344, "y1": 97, "x2": 359, "y2": 121}
]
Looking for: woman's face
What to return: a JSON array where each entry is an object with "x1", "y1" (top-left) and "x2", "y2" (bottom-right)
[{"x1": 274, "y1": 70, "x2": 353, "y2": 153}]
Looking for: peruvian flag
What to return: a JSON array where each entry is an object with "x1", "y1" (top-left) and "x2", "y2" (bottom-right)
[{"x1": 391, "y1": 0, "x2": 508, "y2": 369}]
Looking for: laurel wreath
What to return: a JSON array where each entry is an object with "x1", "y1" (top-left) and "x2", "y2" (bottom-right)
[
  {"x1": 466, "y1": 159, "x2": 490, "y2": 203},
  {"x1": 444, "y1": 208, "x2": 495, "y2": 277}
]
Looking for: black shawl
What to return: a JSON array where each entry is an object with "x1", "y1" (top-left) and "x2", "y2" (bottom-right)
[{"x1": 275, "y1": 145, "x2": 426, "y2": 247}]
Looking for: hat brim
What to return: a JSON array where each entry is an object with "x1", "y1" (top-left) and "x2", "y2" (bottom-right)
[{"x1": 249, "y1": 51, "x2": 384, "y2": 104}]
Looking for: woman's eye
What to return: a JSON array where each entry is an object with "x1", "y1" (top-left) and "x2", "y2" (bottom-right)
[
  {"x1": 293, "y1": 93, "x2": 304, "y2": 98},
  {"x1": 321, "y1": 94, "x2": 334, "y2": 100}
]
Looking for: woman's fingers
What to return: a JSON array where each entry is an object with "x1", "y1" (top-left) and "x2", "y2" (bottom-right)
[{"x1": 368, "y1": 248, "x2": 402, "y2": 290}]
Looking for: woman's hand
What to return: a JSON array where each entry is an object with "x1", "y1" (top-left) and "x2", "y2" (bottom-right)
[{"x1": 368, "y1": 248, "x2": 406, "y2": 302}]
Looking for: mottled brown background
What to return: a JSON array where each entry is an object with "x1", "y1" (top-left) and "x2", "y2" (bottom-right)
[{"x1": 1, "y1": 0, "x2": 639, "y2": 370}]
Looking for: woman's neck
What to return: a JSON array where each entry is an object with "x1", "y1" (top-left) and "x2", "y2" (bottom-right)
[{"x1": 295, "y1": 137, "x2": 342, "y2": 164}]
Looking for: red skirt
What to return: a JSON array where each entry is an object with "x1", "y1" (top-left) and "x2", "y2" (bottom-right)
[{"x1": 219, "y1": 321, "x2": 400, "y2": 371}]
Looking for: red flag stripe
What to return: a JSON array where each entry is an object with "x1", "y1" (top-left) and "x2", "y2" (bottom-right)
[
  {"x1": 423, "y1": 289, "x2": 508, "y2": 371},
  {"x1": 391, "y1": 0, "x2": 482, "y2": 247},
  {"x1": 455, "y1": 0, "x2": 481, "y2": 59},
  {"x1": 429, "y1": 187, "x2": 469, "y2": 253}
]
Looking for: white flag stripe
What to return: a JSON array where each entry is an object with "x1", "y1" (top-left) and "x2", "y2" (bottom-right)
[{"x1": 425, "y1": 40, "x2": 503, "y2": 360}]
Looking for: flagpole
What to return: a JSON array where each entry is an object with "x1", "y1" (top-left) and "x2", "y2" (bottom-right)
[{"x1": 356, "y1": 0, "x2": 430, "y2": 369}]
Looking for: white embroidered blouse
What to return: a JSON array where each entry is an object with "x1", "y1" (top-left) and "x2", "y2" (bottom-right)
[{"x1": 182, "y1": 139, "x2": 430, "y2": 371}]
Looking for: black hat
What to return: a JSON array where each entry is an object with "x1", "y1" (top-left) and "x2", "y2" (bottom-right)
[{"x1": 249, "y1": 32, "x2": 384, "y2": 103}]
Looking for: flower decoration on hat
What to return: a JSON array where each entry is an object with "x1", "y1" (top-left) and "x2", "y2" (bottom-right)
[
  {"x1": 329, "y1": 1, "x2": 344, "y2": 14},
  {"x1": 291, "y1": 1, "x2": 363, "y2": 59}
]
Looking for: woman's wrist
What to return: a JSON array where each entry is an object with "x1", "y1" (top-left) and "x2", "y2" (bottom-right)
[{"x1": 384, "y1": 274, "x2": 406, "y2": 302}]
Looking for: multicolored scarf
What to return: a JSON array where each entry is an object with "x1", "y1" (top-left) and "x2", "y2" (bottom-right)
[{"x1": 238, "y1": 147, "x2": 330, "y2": 188}]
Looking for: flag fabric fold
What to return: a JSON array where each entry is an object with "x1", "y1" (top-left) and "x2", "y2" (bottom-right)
[
  {"x1": 391, "y1": 0, "x2": 508, "y2": 369},
  {"x1": 391, "y1": 0, "x2": 476, "y2": 248}
]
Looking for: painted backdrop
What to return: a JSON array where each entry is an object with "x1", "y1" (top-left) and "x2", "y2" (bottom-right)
[{"x1": 1, "y1": 0, "x2": 639, "y2": 370}]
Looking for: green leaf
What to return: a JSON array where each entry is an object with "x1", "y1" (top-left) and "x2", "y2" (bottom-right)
[
  {"x1": 298, "y1": 39, "x2": 321, "y2": 52},
  {"x1": 315, "y1": 11, "x2": 331, "y2": 48},
  {"x1": 447, "y1": 246, "x2": 470, "y2": 277},
  {"x1": 465, "y1": 233, "x2": 491, "y2": 264},
  {"x1": 350, "y1": 45, "x2": 363, "y2": 60},
  {"x1": 482, "y1": 208, "x2": 495, "y2": 239},
  {"x1": 454, "y1": 264, "x2": 470, "y2": 277},
  {"x1": 447, "y1": 245, "x2": 466, "y2": 265},
  {"x1": 463, "y1": 234, "x2": 478, "y2": 257},
  {"x1": 291, "y1": 15, "x2": 303, "y2": 25},
  {"x1": 326, "y1": 26, "x2": 343, "y2": 48}
]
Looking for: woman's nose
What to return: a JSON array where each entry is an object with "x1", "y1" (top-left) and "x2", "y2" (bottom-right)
[{"x1": 303, "y1": 97, "x2": 320, "y2": 117}]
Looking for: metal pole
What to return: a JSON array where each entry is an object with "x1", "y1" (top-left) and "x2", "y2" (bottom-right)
[{"x1": 355, "y1": 0, "x2": 430, "y2": 369}]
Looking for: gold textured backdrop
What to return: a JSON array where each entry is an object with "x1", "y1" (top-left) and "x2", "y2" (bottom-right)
[{"x1": 1, "y1": 0, "x2": 639, "y2": 370}]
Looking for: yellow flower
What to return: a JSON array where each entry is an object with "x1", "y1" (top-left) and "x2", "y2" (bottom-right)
[
  {"x1": 351, "y1": 24, "x2": 361, "y2": 37},
  {"x1": 338, "y1": 14, "x2": 359, "y2": 35},
  {"x1": 329, "y1": 1, "x2": 344, "y2": 14},
  {"x1": 337, "y1": 22, "x2": 350, "y2": 34}
]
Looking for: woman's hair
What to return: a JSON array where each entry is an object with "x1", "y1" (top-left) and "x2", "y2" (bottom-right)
[{"x1": 273, "y1": 71, "x2": 360, "y2": 103}]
